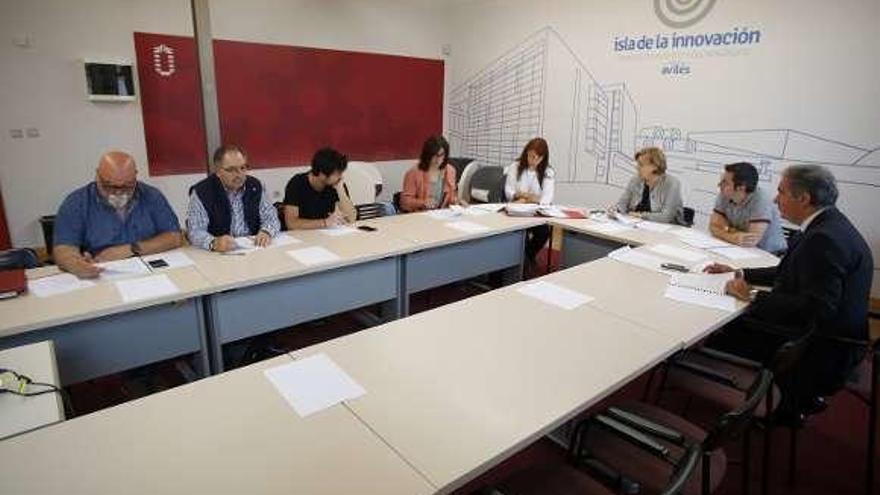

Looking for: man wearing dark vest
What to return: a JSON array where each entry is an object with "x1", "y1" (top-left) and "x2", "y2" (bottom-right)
[{"x1": 186, "y1": 145, "x2": 280, "y2": 252}]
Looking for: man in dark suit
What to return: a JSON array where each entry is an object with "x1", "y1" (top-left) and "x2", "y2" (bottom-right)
[{"x1": 705, "y1": 164, "x2": 873, "y2": 418}]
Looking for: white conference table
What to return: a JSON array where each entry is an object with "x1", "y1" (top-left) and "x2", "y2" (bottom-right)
[
  {"x1": 0, "y1": 265, "x2": 213, "y2": 385},
  {"x1": 0, "y1": 341, "x2": 65, "y2": 440},
  {"x1": 0, "y1": 355, "x2": 434, "y2": 495},
  {"x1": 289, "y1": 277, "x2": 682, "y2": 493}
]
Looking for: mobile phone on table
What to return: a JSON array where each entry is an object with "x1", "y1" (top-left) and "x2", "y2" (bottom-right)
[
  {"x1": 660, "y1": 262, "x2": 689, "y2": 273},
  {"x1": 357, "y1": 225, "x2": 377, "y2": 232},
  {"x1": 148, "y1": 259, "x2": 169, "y2": 269}
]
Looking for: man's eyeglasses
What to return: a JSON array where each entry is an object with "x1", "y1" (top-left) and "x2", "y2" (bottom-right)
[
  {"x1": 97, "y1": 179, "x2": 136, "y2": 194},
  {"x1": 221, "y1": 164, "x2": 249, "y2": 174}
]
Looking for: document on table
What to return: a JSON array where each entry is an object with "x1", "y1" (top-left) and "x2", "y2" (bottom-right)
[
  {"x1": 114, "y1": 274, "x2": 180, "y2": 303},
  {"x1": 444, "y1": 220, "x2": 490, "y2": 234},
  {"x1": 505, "y1": 203, "x2": 540, "y2": 217},
  {"x1": 264, "y1": 353, "x2": 366, "y2": 417},
  {"x1": 271, "y1": 233, "x2": 303, "y2": 246},
  {"x1": 221, "y1": 237, "x2": 260, "y2": 255},
  {"x1": 664, "y1": 272, "x2": 737, "y2": 311},
  {"x1": 319, "y1": 226, "x2": 359, "y2": 237},
  {"x1": 708, "y1": 246, "x2": 764, "y2": 260},
  {"x1": 141, "y1": 250, "x2": 195, "y2": 269},
  {"x1": 648, "y1": 244, "x2": 708, "y2": 263},
  {"x1": 635, "y1": 221, "x2": 674, "y2": 233},
  {"x1": 427, "y1": 206, "x2": 464, "y2": 220},
  {"x1": 588, "y1": 222, "x2": 634, "y2": 235},
  {"x1": 674, "y1": 230, "x2": 731, "y2": 249},
  {"x1": 286, "y1": 246, "x2": 341, "y2": 266},
  {"x1": 607, "y1": 246, "x2": 673, "y2": 273},
  {"x1": 27, "y1": 273, "x2": 96, "y2": 298},
  {"x1": 470, "y1": 203, "x2": 506, "y2": 213},
  {"x1": 97, "y1": 258, "x2": 151, "y2": 281},
  {"x1": 517, "y1": 281, "x2": 594, "y2": 310}
]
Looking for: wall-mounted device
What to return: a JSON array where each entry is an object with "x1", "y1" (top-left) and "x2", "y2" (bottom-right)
[{"x1": 83, "y1": 58, "x2": 135, "y2": 102}]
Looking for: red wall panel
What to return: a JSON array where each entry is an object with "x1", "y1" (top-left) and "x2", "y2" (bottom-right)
[{"x1": 135, "y1": 32, "x2": 444, "y2": 175}]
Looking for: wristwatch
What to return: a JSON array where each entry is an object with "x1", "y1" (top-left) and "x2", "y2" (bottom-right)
[
  {"x1": 208, "y1": 239, "x2": 216, "y2": 251},
  {"x1": 748, "y1": 288, "x2": 759, "y2": 302},
  {"x1": 130, "y1": 241, "x2": 143, "y2": 256}
]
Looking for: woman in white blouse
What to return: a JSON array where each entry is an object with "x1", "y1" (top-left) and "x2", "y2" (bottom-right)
[{"x1": 504, "y1": 137, "x2": 554, "y2": 270}]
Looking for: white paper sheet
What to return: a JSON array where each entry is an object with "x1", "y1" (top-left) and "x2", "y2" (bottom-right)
[
  {"x1": 517, "y1": 281, "x2": 594, "y2": 310},
  {"x1": 664, "y1": 285, "x2": 737, "y2": 312},
  {"x1": 264, "y1": 353, "x2": 366, "y2": 417},
  {"x1": 668, "y1": 272, "x2": 735, "y2": 295},
  {"x1": 220, "y1": 237, "x2": 259, "y2": 255},
  {"x1": 97, "y1": 258, "x2": 152, "y2": 280},
  {"x1": 607, "y1": 246, "x2": 672, "y2": 273},
  {"x1": 319, "y1": 226, "x2": 359, "y2": 237},
  {"x1": 114, "y1": 274, "x2": 180, "y2": 303},
  {"x1": 444, "y1": 220, "x2": 490, "y2": 234},
  {"x1": 141, "y1": 250, "x2": 195, "y2": 270},
  {"x1": 588, "y1": 222, "x2": 634, "y2": 235},
  {"x1": 709, "y1": 246, "x2": 764, "y2": 260},
  {"x1": 675, "y1": 231, "x2": 732, "y2": 249},
  {"x1": 470, "y1": 203, "x2": 506, "y2": 213},
  {"x1": 649, "y1": 244, "x2": 708, "y2": 263},
  {"x1": 27, "y1": 273, "x2": 96, "y2": 298},
  {"x1": 636, "y1": 221, "x2": 673, "y2": 233},
  {"x1": 286, "y1": 246, "x2": 341, "y2": 266},
  {"x1": 505, "y1": 203, "x2": 540, "y2": 217},
  {"x1": 271, "y1": 233, "x2": 303, "y2": 246},
  {"x1": 425, "y1": 209, "x2": 458, "y2": 220}
]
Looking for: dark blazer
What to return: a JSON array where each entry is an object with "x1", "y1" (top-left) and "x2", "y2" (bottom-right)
[{"x1": 744, "y1": 207, "x2": 873, "y2": 394}]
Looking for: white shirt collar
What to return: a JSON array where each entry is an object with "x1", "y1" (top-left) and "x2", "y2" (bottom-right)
[{"x1": 800, "y1": 207, "x2": 828, "y2": 231}]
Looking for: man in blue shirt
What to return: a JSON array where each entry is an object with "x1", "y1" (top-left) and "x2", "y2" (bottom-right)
[{"x1": 53, "y1": 151, "x2": 182, "y2": 278}]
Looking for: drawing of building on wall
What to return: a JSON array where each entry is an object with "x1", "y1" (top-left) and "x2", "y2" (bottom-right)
[{"x1": 448, "y1": 27, "x2": 880, "y2": 234}]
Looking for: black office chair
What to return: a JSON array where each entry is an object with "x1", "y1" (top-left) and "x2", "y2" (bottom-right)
[
  {"x1": 493, "y1": 444, "x2": 702, "y2": 495},
  {"x1": 682, "y1": 207, "x2": 696, "y2": 227},
  {"x1": 392, "y1": 191, "x2": 402, "y2": 213},
  {"x1": 0, "y1": 248, "x2": 40, "y2": 270},
  {"x1": 650, "y1": 320, "x2": 814, "y2": 495},
  {"x1": 468, "y1": 166, "x2": 506, "y2": 204}
]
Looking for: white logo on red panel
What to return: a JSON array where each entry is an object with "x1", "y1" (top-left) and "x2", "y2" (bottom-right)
[{"x1": 152, "y1": 44, "x2": 176, "y2": 77}]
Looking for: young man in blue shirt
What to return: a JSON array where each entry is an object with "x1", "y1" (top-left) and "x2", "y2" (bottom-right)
[{"x1": 53, "y1": 151, "x2": 182, "y2": 278}]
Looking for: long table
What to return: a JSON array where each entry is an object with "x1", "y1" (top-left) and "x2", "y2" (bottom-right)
[{"x1": 0, "y1": 209, "x2": 783, "y2": 494}]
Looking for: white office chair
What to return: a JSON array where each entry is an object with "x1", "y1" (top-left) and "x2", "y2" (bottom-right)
[
  {"x1": 343, "y1": 166, "x2": 377, "y2": 205},
  {"x1": 457, "y1": 160, "x2": 483, "y2": 205},
  {"x1": 347, "y1": 161, "x2": 383, "y2": 200}
]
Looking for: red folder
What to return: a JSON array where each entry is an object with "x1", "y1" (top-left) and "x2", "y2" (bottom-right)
[{"x1": 0, "y1": 269, "x2": 26, "y2": 299}]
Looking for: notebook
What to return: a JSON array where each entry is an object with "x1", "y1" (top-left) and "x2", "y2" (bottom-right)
[{"x1": 0, "y1": 269, "x2": 26, "y2": 299}]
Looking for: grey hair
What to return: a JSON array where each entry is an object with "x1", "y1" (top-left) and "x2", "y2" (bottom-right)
[{"x1": 783, "y1": 165, "x2": 838, "y2": 207}]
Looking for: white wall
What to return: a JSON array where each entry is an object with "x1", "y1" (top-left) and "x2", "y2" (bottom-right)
[
  {"x1": 0, "y1": 0, "x2": 448, "y2": 246},
  {"x1": 444, "y1": 0, "x2": 880, "y2": 295}
]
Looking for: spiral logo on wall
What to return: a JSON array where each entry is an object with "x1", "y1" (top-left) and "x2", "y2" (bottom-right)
[
  {"x1": 654, "y1": 0, "x2": 717, "y2": 29},
  {"x1": 152, "y1": 44, "x2": 176, "y2": 77}
]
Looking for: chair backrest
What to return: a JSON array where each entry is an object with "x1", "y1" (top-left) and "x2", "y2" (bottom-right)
[
  {"x1": 392, "y1": 191, "x2": 402, "y2": 213},
  {"x1": 682, "y1": 207, "x2": 695, "y2": 227},
  {"x1": 273, "y1": 202, "x2": 286, "y2": 231},
  {"x1": 0, "y1": 248, "x2": 40, "y2": 270},
  {"x1": 661, "y1": 444, "x2": 702, "y2": 495},
  {"x1": 468, "y1": 166, "x2": 506, "y2": 203},
  {"x1": 703, "y1": 369, "x2": 773, "y2": 451},
  {"x1": 343, "y1": 166, "x2": 377, "y2": 205},
  {"x1": 355, "y1": 202, "x2": 386, "y2": 221},
  {"x1": 348, "y1": 161, "x2": 383, "y2": 199},
  {"x1": 457, "y1": 160, "x2": 481, "y2": 204}
]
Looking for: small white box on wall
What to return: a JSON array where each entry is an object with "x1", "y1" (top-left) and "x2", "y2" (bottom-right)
[{"x1": 82, "y1": 58, "x2": 135, "y2": 102}]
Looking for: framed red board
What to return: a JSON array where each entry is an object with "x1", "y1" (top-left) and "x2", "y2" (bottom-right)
[{"x1": 135, "y1": 32, "x2": 444, "y2": 175}]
